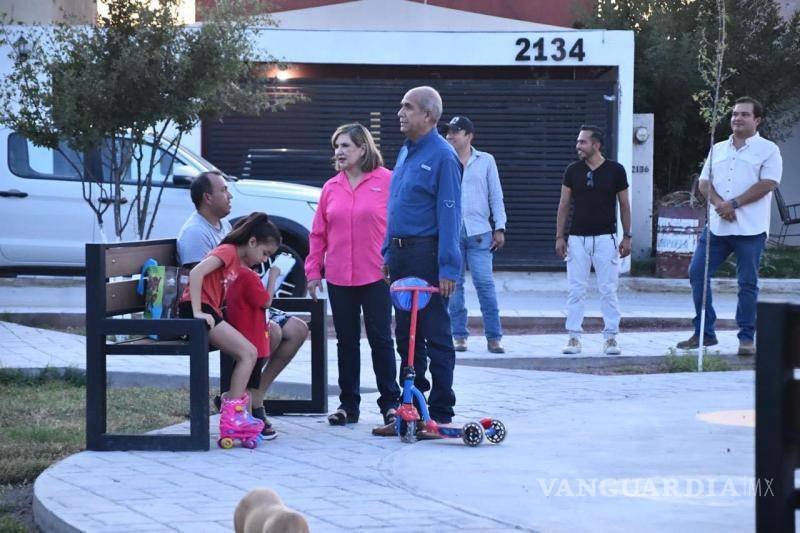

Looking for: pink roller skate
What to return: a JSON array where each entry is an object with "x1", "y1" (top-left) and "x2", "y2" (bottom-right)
[{"x1": 218, "y1": 393, "x2": 265, "y2": 449}]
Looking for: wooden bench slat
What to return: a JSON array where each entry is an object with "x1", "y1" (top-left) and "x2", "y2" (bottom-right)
[
  {"x1": 106, "y1": 344, "x2": 194, "y2": 356},
  {"x1": 105, "y1": 242, "x2": 178, "y2": 278},
  {"x1": 106, "y1": 279, "x2": 144, "y2": 315}
]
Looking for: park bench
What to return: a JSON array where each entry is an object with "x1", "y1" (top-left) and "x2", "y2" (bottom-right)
[
  {"x1": 85, "y1": 238, "x2": 327, "y2": 452},
  {"x1": 755, "y1": 300, "x2": 800, "y2": 532}
]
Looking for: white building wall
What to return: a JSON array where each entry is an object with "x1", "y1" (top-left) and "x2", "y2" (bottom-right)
[{"x1": 773, "y1": 122, "x2": 800, "y2": 245}]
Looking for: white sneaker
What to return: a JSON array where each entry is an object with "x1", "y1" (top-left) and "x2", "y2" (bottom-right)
[
  {"x1": 562, "y1": 337, "x2": 581, "y2": 354},
  {"x1": 604, "y1": 337, "x2": 621, "y2": 355}
]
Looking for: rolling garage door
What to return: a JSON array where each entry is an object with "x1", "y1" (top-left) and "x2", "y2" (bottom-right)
[{"x1": 202, "y1": 77, "x2": 616, "y2": 269}]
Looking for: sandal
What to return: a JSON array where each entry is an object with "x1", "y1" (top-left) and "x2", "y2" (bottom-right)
[
  {"x1": 383, "y1": 408, "x2": 397, "y2": 425},
  {"x1": 328, "y1": 408, "x2": 359, "y2": 426}
]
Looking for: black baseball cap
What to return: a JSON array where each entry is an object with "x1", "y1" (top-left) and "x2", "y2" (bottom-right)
[{"x1": 447, "y1": 116, "x2": 475, "y2": 134}]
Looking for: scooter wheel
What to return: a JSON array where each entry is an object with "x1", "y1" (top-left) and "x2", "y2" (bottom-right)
[
  {"x1": 400, "y1": 420, "x2": 417, "y2": 444},
  {"x1": 462, "y1": 421, "x2": 484, "y2": 447},
  {"x1": 218, "y1": 437, "x2": 234, "y2": 449},
  {"x1": 242, "y1": 438, "x2": 258, "y2": 449},
  {"x1": 486, "y1": 419, "x2": 506, "y2": 444}
]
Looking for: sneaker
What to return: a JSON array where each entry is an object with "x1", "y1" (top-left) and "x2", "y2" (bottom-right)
[
  {"x1": 261, "y1": 426, "x2": 278, "y2": 440},
  {"x1": 487, "y1": 340, "x2": 505, "y2": 354},
  {"x1": 676, "y1": 334, "x2": 719, "y2": 349},
  {"x1": 251, "y1": 406, "x2": 275, "y2": 439},
  {"x1": 738, "y1": 340, "x2": 756, "y2": 356},
  {"x1": 603, "y1": 337, "x2": 621, "y2": 355},
  {"x1": 562, "y1": 337, "x2": 581, "y2": 354},
  {"x1": 453, "y1": 338, "x2": 467, "y2": 352}
]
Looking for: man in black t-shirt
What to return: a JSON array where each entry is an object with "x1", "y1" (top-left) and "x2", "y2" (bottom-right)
[{"x1": 555, "y1": 125, "x2": 631, "y2": 355}]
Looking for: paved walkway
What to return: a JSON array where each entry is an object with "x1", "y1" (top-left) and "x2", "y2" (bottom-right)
[
  {"x1": 0, "y1": 320, "x2": 757, "y2": 532},
  {"x1": 0, "y1": 273, "x2": 766, "y2": 320},
  {"x1": 0, "y1": 321, "x2": 743, "y2": 386}
]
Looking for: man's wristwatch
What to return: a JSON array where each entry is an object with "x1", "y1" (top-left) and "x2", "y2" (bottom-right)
[
  {"x1": 495, "y1": 229, "x2": 505, "y2": 233},
  {"x1": 730, "y1": 199, "x2": 740, "y2": 209},
  {"x1": 623, "y1": 233, "x2": 632, "y2": 239}
]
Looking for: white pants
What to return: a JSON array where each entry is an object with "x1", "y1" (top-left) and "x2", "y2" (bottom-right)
[{"x1": 565, "y1": 234, "x2": 621, "y2": 339}]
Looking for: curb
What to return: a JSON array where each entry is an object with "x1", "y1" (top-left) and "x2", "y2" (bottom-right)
[
  {"x1": 456, "y1": 353, "x2": 755, "y2": 372},
  {"x1": 488, "y1": 272, "x2": 800, "y2": 295},
  {"x1": 33, "y1": 485, "x2": 81, "y2": 533},
  {"x1": 0, "y1": 312, "x2": 735, "y2": 334}
]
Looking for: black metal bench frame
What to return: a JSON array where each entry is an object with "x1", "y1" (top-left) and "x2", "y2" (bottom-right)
[
  {"x1": 85, "y1": 239, "x2": 328, "y2": 452},
  {"x1": 219, "y1": 297, "x2": 328, "y2": 416},
  {"x1": 755, "y1": 300, "x2": 800, "y2": 532}
]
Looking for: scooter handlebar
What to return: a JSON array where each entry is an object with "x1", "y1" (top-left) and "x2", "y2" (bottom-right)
[{"x1": 390, "y1": 286, "x2": 440, "y2": 293}]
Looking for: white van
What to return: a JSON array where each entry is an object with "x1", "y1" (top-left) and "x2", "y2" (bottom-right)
[{"x1": 0, "y1": 129, "x2": 320, "y2": 296}]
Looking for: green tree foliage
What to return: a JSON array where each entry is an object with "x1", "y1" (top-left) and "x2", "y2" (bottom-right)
[
  {"x1": 581, "y1": 0, "x2": 800, "y2": 194},
  {"x1": 0, "y1": 0, "x2": 298, "y2": 240}
]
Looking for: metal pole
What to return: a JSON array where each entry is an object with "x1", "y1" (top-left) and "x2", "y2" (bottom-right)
[{"x1": 698, "y1": 0, "x2": 727, "y2": 372}]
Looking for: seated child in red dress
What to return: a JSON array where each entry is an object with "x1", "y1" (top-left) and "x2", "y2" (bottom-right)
[{"x1": 226, "y1": 261, "x2": 280, "y2": 439}]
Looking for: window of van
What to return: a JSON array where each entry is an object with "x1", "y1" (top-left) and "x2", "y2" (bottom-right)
[
  {"x1": 8, "y1": 133, "x2": 85, "y2": 181},
  {"x1": 8, "y1": 133, "x2": 189, "y2": 185}
]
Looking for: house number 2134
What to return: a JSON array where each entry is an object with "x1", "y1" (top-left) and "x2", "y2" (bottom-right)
[{"x1": 515, "y1": 37, "x2": 586, "y2": 62}]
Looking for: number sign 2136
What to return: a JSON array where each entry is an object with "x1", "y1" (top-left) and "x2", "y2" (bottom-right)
[{"x1": 515, "y1": 37, "x2": 585, "y2": 62}]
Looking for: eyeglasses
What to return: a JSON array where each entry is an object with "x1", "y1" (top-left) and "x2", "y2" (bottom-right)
[{"x1": 586, "y1": 171, "x2": 594, "y2": 189}]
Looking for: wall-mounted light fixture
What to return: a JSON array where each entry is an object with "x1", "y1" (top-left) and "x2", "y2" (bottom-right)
[{"x1": 276, "y1": 64, "x2": 290, "y2": 81}]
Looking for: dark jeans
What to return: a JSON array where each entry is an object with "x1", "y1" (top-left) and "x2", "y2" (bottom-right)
[
  {"x1": 689, "y1": 229, "x2": 766, "y2": 342},
  {"x1": 388, "y1": 239, "x2": 456, "y2": 423},
  {"x1": 327, "y1": 280, "x2": 400, "y2": 416}
]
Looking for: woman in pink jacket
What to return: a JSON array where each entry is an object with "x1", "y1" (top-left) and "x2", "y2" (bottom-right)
[{"x1": 305, "y1": 123, "x2": 401, "y2": 427}]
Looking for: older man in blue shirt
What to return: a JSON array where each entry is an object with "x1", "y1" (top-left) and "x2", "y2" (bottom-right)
[{"x1": 376, "y1": 86, "x2": 462, "y2": 432}]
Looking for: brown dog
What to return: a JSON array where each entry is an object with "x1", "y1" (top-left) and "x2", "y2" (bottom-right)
[{"x1": 234, "y1": 488, "x2": 310, "y2": 533}]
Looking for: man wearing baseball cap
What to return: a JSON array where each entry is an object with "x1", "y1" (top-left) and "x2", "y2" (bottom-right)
[{"x1": 445, "y1": 116, "x2": 507, "y2": 354}]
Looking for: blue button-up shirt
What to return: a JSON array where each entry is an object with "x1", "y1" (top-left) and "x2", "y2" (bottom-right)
[
  {"x1": 383, "y1": 128, "x2": 463, "y2": 280},
  {"x1": 461, "y1": 147, "x2": 507, "y2": 236}
]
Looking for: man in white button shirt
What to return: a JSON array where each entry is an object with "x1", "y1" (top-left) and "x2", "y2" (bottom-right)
[
  {"x1": 677, "y1": 97, "x2": 782, "y2": 355},
  {"x1": 445, "y1": 116, "x2": 508, "y2": 354}
]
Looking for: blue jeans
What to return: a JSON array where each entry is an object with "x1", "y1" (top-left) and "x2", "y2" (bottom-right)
[
  {"x1": 327, "y1": 280, "x2": 400, "y2": 416},
  {"x1": 689, "y1": 229, "x2": 766, "y2": 342},
  {"x1": 388, "y1": 238, "x2": 456, "y2": 423},
  {"x1": 449, "y1": 229, "x2": 503, "y2": 341}
]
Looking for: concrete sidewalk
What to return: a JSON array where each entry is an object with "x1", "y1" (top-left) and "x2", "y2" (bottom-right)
[
  {"x1": 0, "y1": 320, "x2": 758, "y2": 532},
  {"x1": 6, "y1": 271, "x2": 795, "y2": 324},
  {"x1": 0, "y1": 321, "x2": 745, "y2": 387},
  {"x1": 32, "y1": 358, "x2": 755, "y2": 533}
]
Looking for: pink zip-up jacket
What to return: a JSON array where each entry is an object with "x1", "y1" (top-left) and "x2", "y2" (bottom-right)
[{"x1": 305, "y1": 167, "x2": 391, "y2": 287}]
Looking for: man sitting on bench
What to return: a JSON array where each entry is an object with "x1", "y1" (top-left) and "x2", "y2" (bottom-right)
[{"x1": 177, "y1": 171, "x2": 308, "y2": 437}]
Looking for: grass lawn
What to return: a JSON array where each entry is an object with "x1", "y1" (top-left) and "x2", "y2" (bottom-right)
[
  {"x1": 633, "y1": 244, "x2": 800, "y2": 278},
  {"x1": 0, "y1": 368, "x2": 194, "y2": 532},
  {"x1": 717, "y1": 244, "x2": 800, "y2": 278}
]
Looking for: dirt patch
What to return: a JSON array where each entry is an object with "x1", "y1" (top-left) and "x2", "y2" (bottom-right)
[
  {"x1": 0, "y1": 483, "x2": 38, "y2": 532},
  {"x1": 456, "y1": 354, "x2": 754, "y2": 375}
]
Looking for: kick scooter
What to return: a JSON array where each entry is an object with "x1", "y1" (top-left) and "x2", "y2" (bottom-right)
[{"x1": 390, "y1": 277, "x2": 506, "y2": 447}]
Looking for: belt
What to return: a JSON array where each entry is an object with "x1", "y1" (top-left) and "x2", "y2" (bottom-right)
[{"x1": 390, "y1": 236, "x2": 437, "y2": 248}]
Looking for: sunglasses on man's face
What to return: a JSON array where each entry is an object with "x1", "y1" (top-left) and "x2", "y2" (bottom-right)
[{"x1": 586, "y1": 171, "x2": 595, "y2": 188}]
